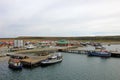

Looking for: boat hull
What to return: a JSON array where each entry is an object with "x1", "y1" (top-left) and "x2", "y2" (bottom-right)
[
  {"x1": 8, "y1": 64, "x2": 22, "y2": 70},
  {"x1": 88, "y1": 51, "x2": 111, "y2": 57},
  {"x1": 8, "y1": 58, "x2": 23, "y2": 70},
  {"x1": 41, "y1": 59, "x2": 63, "y2": 66}
]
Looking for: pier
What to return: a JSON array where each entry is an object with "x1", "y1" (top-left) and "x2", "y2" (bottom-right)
[
  {"x1": 21, "y1": 55, "x2": 49, "y2": 67},
  {"x1": 63, "y1": 49, "x2": 92, "y2": 54},
  {"x1": 110, "y1": 51, "x2": 120, "y2": 57},
  {"x1": 59, "y1": 47, "x2": 120, "y2": 57},
  {"x1": 59, "y1": 47, "x2": 95, "y2": 54}
]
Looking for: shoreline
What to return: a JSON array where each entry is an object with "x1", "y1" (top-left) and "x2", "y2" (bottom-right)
[{"x1": 0, "y1": 41, "x2": 120, "y2": 62}]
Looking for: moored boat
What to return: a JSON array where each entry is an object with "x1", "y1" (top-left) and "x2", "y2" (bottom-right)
[
  {"x1": 8, "y1": 58, "x2": 22, "y2": 70},
  {"x1": 88, "y1": 50, "x2": 111, "y2": 57},
  {"x1": 41, "y1": 53, "x2": 63, "y2": 66},
  {"x1": 95, "y1": 46, "x2": 105, "y2": 49}
]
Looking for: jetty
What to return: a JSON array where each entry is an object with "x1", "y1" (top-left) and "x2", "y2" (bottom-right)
[
  {"x1": 60, "y1": 47, "x2": 120, "y2": 57},
  {"x1": 60, "y1": 47, "x2": 94, "y2": 54},
  {"x1": 8, "y1": 52, "x2": 50, "y2": 68},
  {"x1": 21, "y1": 55, "x2": 49, "y2": 67},
  {"x1": 110, "y1": 51, "x2": 120, "y2": 57}
]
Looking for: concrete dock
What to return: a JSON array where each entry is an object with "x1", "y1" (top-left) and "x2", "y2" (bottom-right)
[
  {"x1": 21, "y1": 55, "x2": 49, "y2": 67},
  {"x1": 110, "y1": 51, "x2": 120, "y2": 57},
  {"x1": 61, "y1": 47, "x2": 120, "y2": 57}
]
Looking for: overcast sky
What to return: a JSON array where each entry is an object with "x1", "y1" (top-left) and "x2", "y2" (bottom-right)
[{"x1": 0, "y1": 0, "x2": 120, "y2": 38}]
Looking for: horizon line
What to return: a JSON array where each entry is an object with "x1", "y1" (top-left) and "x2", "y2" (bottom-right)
[{"x1": 0, "y1": 35, "x2": 120, "y2": 38}]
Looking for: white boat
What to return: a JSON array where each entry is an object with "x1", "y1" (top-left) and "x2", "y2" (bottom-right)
[
  {"x1": 95, "y1": 46, "x2": 105, "y2": 49},
  {"x1": 41, "y1": 53, "x2": 63, "y2": 66},
  {"x1": 25, "y1": 44, "x2": 35, "y2": 49}
]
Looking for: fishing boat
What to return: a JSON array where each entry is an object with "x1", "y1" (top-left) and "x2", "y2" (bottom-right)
[
  {"x1": 88, "y1": 50, "x2": 111, "y2": 57},
  {"x1": 95, "y1": 46, "x2": 105, "y2": 49},
  {"x1": 8, "y1": 58, "x2": 22, "y2": 70},
  {"x1": 41, "y1": 53, "x2": 63, "y2": 66}
]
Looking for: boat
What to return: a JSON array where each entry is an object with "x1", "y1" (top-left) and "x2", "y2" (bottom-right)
[
  {"x1": 41, "y1": 53, "x2": 63, "y2": 66},
  {"x1": 8, "y1": 58, "x2": 22, "y2": 70},
  {"x1": 25, "y1": 44, "x2": 35, "y2": 50},
  {"x1": 88, "y1": 50, "x2": 111, "y2": 57},
  {"x1": 80, "y1": 42, "x2": 87, "y2": 46},
  {"x1": 95, "y1": 46, "x2": 105, "y2": 49}
]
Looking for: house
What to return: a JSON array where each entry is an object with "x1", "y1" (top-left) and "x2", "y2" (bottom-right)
[{"x1": 56, "y1": 40, "x2": 69, "y2": 46}]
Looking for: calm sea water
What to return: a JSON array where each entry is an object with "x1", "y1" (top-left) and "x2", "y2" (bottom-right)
[{"x1": 0, "y1": 45, "x2": 120, "y2": 80}]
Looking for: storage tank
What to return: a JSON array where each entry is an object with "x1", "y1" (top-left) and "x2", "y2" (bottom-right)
[
  {"x1": 14, "y1": 40, "x2": 24, "y2": 48},
  {"x1": 20, "y1": 40, "x2": 24, "y2": 47},
  {"x1": 14, "y1": 40, "x2": 18, "y2": 48}
]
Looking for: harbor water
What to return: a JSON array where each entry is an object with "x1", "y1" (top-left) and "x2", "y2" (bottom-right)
[{"x1": 0, "y1": 45, "x2": 120, "y2": 80}]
